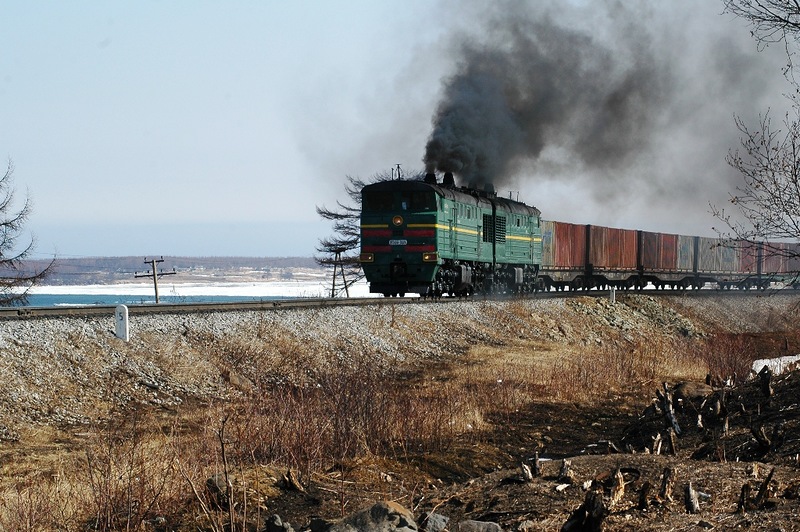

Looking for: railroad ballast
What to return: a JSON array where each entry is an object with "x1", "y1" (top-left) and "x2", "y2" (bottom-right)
[{"x1": 359, "y1": 173, "x2": 800, "y2": 297}]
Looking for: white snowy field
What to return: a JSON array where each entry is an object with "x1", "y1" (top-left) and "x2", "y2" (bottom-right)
[{"x1": 28, "y1": 279, "x2": 374, "y2": 299}]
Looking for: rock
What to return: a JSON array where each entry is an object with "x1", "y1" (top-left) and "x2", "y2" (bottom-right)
[
  {"x1": 265, "y1": 514, "x2": 295, "y2": 532},
  {"x1": 329, "y1": 501, "x2": 417, "y2": 532},
  {"x1": 419, "y1": 512, "x2": 449, "y2": 532},
  {"x1": 309, "y1": 517, "x2": 334, "y2": 532},
  {"x1": 455, "y1": 520, "x2": 503, "y2": 532},
  {"x1": 672, "y1": 381, "x2": 713, "y2": 405}
]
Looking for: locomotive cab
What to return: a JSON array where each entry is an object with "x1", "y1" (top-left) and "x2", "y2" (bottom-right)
[{"x1": 360, "y1": 180, "x2": 441, "y2": 296}]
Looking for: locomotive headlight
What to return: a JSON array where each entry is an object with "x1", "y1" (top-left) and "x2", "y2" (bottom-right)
[
  {"x1": 392, "y1": 215, "x2": 403, "y2": 226},
  {"x1": 359, "y1": 253, "x2": 374, "y2": 262},
  {"x1": 422, "y1": 252, "x2": 438, "y2": 262}
]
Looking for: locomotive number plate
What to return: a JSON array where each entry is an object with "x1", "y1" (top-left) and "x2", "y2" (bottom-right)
[{"x1": 389, "y1": 239, "x2": 407, "y2": 246}]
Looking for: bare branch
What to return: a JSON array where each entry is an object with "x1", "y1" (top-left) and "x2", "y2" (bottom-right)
[{"x1": 0, "y1": 159, "x2": 54, "y2": 305}]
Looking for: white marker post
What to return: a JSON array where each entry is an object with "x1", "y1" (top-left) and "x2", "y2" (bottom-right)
[{"x1": 115, "y1": 304, "x2": 129, "y2": 341}]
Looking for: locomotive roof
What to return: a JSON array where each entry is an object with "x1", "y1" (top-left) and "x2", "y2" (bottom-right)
[{"x1": 362, "y1": 179, "x2": 541, "y2": 217}]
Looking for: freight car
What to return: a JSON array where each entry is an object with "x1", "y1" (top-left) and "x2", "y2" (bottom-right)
[
  {"x1": 540, "y1": 222, "x2": 799, "y2": 291},
  {"x1": 359, "y1": 174, "x2": 799, "y2": 296}
]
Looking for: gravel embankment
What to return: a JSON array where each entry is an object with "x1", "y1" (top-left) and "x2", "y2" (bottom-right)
[{"x1": 1, "y1": 293, "x2": 797, "y2": 441}]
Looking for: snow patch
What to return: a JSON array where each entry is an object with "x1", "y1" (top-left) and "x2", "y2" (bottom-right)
[{"x1": 751, "y1": 354, "x2": 800, "y2": 377}]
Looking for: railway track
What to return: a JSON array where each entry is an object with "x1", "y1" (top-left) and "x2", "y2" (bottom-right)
[
  {"x1": 0, "y1": 296, "x2": 413, "y2": 320},
  {"x1": 0, "y1": 287, "x2": 782, "y2": 320}
]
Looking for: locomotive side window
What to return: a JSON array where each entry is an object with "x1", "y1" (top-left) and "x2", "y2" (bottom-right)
[{"x1": 362, "y1": 191, "x2": 393, "y2": 212}]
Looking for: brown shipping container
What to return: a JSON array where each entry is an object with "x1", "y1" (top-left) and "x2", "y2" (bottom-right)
[
  {"x1": 762, "y1": 242, "x2": 787, "y2": 274},
  {"x1": 548, "y1": 221, "x2": 586, "y2": 269},
  {"x1": 589, "y1": 226, "x2": 637, "y2": 269},
  {"x1": 738, "y1": 241, "x2": 759, "y2": 273},
  {"x1": 640, "y1": 231, "x2": 678, "y2": 271}
]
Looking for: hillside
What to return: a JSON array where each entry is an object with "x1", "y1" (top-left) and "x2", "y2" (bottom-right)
[{"x1": 0, "y1": 293, "x2": 799, "y2": 530}]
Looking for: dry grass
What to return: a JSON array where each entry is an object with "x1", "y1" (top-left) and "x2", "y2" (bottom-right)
[{"x1": 0, "y1": 297, "x2": 796, "y2": 530}]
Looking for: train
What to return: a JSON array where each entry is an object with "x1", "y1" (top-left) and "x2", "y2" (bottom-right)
[{"x1": 358, "y1": 173, "x2": 800, "y2": 297}]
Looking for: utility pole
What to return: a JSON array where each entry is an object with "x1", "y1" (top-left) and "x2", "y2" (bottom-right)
[
  {"x1": 135, "y1": 256, "x2": 176, "y2": 303},
  {"x1": 330, "y1": 248, "x2": 350, "y2": 298}
]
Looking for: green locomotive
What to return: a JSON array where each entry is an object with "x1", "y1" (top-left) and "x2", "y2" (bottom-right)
[{"x1": 359, "y1": 173, "x2": 543, "y2": 297}]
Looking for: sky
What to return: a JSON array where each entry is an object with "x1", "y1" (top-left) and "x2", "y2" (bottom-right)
[{"x1": 0, "y1": 1, "x2": 792, "y2": 258}]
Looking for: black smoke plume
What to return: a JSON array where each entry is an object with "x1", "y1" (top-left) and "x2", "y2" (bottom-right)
[{"x1": 422, "y1": 2, "x2": 784, "y2": 194}]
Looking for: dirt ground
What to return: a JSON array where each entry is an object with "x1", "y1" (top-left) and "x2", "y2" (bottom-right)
[{"x1": 256, "y1": 363, "x2": 800, "y2": 531}]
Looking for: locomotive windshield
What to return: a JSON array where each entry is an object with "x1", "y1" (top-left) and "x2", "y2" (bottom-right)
[
  {"x1": 362, "y1": 190, "x2": 436, "y2": 212},
  {"x1": 362, "y1": 191, "x2": 393, "y2": 212},
  {"x1": 401, "y1": 191, "x2": 436, "y2": 211}
]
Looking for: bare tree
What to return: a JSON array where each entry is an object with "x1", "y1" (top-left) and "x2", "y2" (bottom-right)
[
  {"x1": 714, "y1": 112, "x2": 800, "y2": 242},
  {"x1": 315, "y1": 175, "x2": 370, "y2": 297},
  {"x1": 315, "y1": 169, "x2": 420, "y2": 296},
  {"x1": 723, "y1": 1, "x2": 800, "y2": 48},
  {"x1": 0, "y1": 160, "x2": 54, "y2": 305},
  {"x1": 713, "y1": 1, "x2": 800, "y2": 277}
]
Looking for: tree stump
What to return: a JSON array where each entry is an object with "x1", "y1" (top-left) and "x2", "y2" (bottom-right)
[
  {"x1": 667, "y1": 428, "x2": 678, "y2": 455},
  {"x1": 638, "y1": 481, "x2": 652, "y2": 510},
  {"x1": 754, "y1": 467, "x2": 776, "y2": 508},
  {"x1": 533, "y1": 451, "x2": 543, "y2": 477},
  {"x1": 685, "y1": 482, "x2": 700, "y2": 514},
  {"x1": 608, "y1": 468, "x2": 626, "y2": 510},
  {"x1": 737, "y1": 483, "x2": 752, "y2": 513},
  {"x1": 658, "y1": 466, "x2": 676, "y2": 503},
  {"x1": 658, "y1": 383, "x2": 682, "y2": 436},
  {"x1": 652, "y1": 432, "x2": 663, "y2": 455},
  {"x1": 561, "y1": 489, "x2": 606, "y2": 532},
  {"x1": 521, "y1": 462, "x2": 534, "y2": 482},
  {"x1": 558, "y1": 459, "x2": 575, "y2": 484},
  {"x1": 758, "y1": 366, "x2": 773, "y2": 398},
  {"x1": 751, "y1": 424, "x2": 771, "y2": 455}
]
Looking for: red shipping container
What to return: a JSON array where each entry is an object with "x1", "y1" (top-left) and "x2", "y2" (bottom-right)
[
  {"x1": 553, "y1": 221, "x2": 586, "y2": 269},
  {"x1": 640, "y1": 231, "x2": 678, "y2": 271},
  {"x1": 589, "y1": 226, "x2": 637, "y2": 270},
  {"x1": 762, "y1": 242, "x2": 787, "y2": 274},
  {"x1": 738, "y1": 241, "x2": 759, "y2": 273}
]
